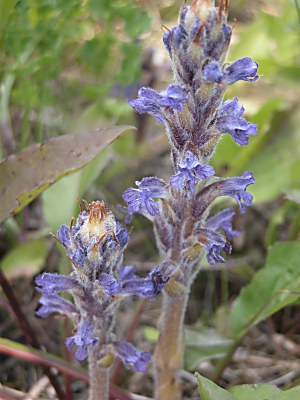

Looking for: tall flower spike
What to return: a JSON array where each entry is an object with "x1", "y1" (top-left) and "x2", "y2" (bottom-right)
[{"x1": 127, "y1": 2, "x2": 259, "y2": 399}]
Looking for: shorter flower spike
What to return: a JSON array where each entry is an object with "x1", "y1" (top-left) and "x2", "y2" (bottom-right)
[
  {"x1": 128, "y1": 85, "x2": 188, "y2": 123},
  {"x1": 170, "y1": 151, "x2": 215, "y2": 191},
  {"x1": 66, "y1": 316, "x2": 98, "y2": 361},
  {"x1": 219, "y1": 172, "x2": 255, "y2": 213},
  {"x1": 216, "y1": 98, "x2": 257, "y2": 145},
  {"x1": 123, "y1": 177, "x2": 167, "y2": 222},
  {"x1": 206, "y1": 208, "x2": 240, "y2": 241},
  {"x1": 197, "y1": 228, "x2": 231, "y2": 264},
  {"x1": 35, "y1": 273, "x2": 77, "y2": 295},
  {"x1": 113, "y1": 341, "x2": 151, "y2": 372},
  {"x1": 36, "y1": 294, "x2": 76, "y2": 318}
]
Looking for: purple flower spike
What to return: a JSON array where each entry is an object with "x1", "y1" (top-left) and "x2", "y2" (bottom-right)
[
  {"x1": 114, "y1": 341, "x2": 151, "y2": 372},
  {"x1": 170, "y1": 151, "x2": 215, "y2": 191},
  {"x1": 219, "y1": 172, "x2": 255, "y2": 214},
  {"x1": 128, "y1": 85, "x2": 188, "y2": 123},
  {"x1": 121, "y1": 261, "x2": 174, "y2": 300},
  {"x1": 66, "y1": 317, "x2": 98, "y2": 361},
  {"x1": 206, "y1": 208, "x2": 240, "y2": 241},
  {"x1": 216, "y1": 98, "x2": 257, "y2": 146},
  {"x1": 198, "y1": 228, "x2": 231, "y2": 264},
  {"x1": 123, "y1": 177, "x2": 167, "y2": 221},
  {"x1": 35, "y1": 273, "x2": 77, "y2": 295},
  {"x1": 36, "y1": 294, "x2": 76, "y2": 318},
  {"x1": 224, "y1": 57, "x2": 259, "y2": 85}
]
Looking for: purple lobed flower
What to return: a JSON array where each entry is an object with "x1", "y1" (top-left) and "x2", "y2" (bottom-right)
[
  {"x1": 36, "y1": 294, "x2": 76, "y2": 319},
  {"x1": 216, "y1": 98, "x2": 257, "y2": 146},
  {"x1": 197, "y1": 228, "x2": 231, "y2": 264},
  {"x1": 202, "y1": 57, "x2": 258, "y2": 86},
  {"x1": 123, "y1": 177, "x2": 168, "y2": 222},
  {"x1": 170, "y1": 151, "x2": 215, "y2": 191},
  {"x1": 224, "y1": 57, "x2": 259, "y2": 85},
  {"x1": 218, "y1": 172, "x2": 255, "y2": 214},
  {"x1": 206, "y1": 208, "x2": 240, "y2": 242},
  {"x1": 35, "y1": 273, "x2": 78, "y2": 295},
  {"x1": 128, "y1": 85, "x2": 188, "y2": 123},
  {"x1": 66, "y1": 316, "x2": 98, "y2": 361},
  {"x1": 121, "y1": 261, "x2": 174, "y2": 300},
  {"x1": 113, "y1": 341, "x2": 151, "y2": 372}
]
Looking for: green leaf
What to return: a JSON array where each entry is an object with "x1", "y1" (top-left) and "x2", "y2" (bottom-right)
[
  {"x1": 0, "y1": 238, "x2": 48, "y2": 278},
  {"x1": 231, "y1": 241, "x2": 300, "y2": 338},
  {"x1": 185, "y1": 328, "x2": 232, "y2": 370},
  {"x1": 43, "y1": 173, "x2": 81, "y2": 233},
  {"x1": 0, "y1": 126, "x2": 134, "y2": 223},
  {"x1": 229, "y1": 384, "x2": 281, "y2": 400},
  {"x1": 196, "y1": 373, "x2": 237, "y2": 400},
  {"x1": 274, "y1": 386, "x2": 300, "y2": 400}
]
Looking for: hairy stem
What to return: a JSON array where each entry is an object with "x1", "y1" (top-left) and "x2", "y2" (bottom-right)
[
  {"x1": 88, "y1": 346, "x2": 110, "y2": 400},
  {"x1": 154, "y1": 287, "x2": 189, "y2": 400}
]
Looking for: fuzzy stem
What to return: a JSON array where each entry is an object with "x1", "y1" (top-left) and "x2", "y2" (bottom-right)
[
  {"x1": 88, "y1": 347, "x2": 110, "y2": 400},
  {"x1": 154, "y1": 288, "x2": 189, "y2": 400}
]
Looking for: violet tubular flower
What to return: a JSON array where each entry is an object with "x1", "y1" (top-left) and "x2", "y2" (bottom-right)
[
  {"x1": 129, "y1": 85, "x2": 188, "y2": 124},
  {"x1": 170, "y1": 151, "x2": 215, "y2": 191},
  {"x1": 35, "y1": 200, "x2": 171, "y2": 400},
  {"x1": 123, "y1": 176, "x2": 168, "y2": 221},
  {"x1": 113, "y1": 341, "x2": 151, "y2": 373},
  {"x1": 216, "y1": 98, "x2": 257, "y2": 146}
]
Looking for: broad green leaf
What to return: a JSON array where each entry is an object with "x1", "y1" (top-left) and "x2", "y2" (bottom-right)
[
  {"x1": 231, "y1": 242, "x2": 300, "y2": 338},
  {"x1": 229, "y1": 384, "x2": 281, "y2": 400},
  {"x1": 0, "y1": 238, "x2": 47, "y2": 278},
  {"x1": 246, "y1": 107, "x2": 300, "y2": 203},
  {"x1": 0, "y1": 126, "x2": 134, "y2": 223},
  {"x1": 43, "y1": 173, "x2": 81, "y2": 234},
  {"x1": 185, "y1": 328, "x2": 232, "y2": 370},
  {"x1": 274, "y1": 386, "x2": 300, "y2": 400},
  {"x1": 196, "y1": 373, "x2": 236, "y2": 400}
]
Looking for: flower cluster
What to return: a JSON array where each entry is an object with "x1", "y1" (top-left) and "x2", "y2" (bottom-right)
[
  {"x1": 124, "y1": 0, "x2": 258, "y2": 276},
  {"x1": 36, "y1": 201, "x2": 174, "y2": 367}
]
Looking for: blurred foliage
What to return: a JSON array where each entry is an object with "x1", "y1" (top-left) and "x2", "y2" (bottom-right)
[{"x1": 0, "y1": 0, "x2": 150, "y2": 156}]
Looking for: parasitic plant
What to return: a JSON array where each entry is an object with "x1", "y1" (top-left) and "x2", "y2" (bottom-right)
[
  {"x1": 36, "y1": 200, "x2": 173, "y2": 400},
  {"x1": 123, "y1": 1, "x2": 259, "y2": 399}
]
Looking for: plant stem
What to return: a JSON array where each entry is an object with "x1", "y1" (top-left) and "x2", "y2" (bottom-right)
[
  {"x1": 154, "y1": 288, "x2": 189, "y2": 400},
  {"x1": 88, "y1": 346, "x2": 110, "y2": 400}
]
